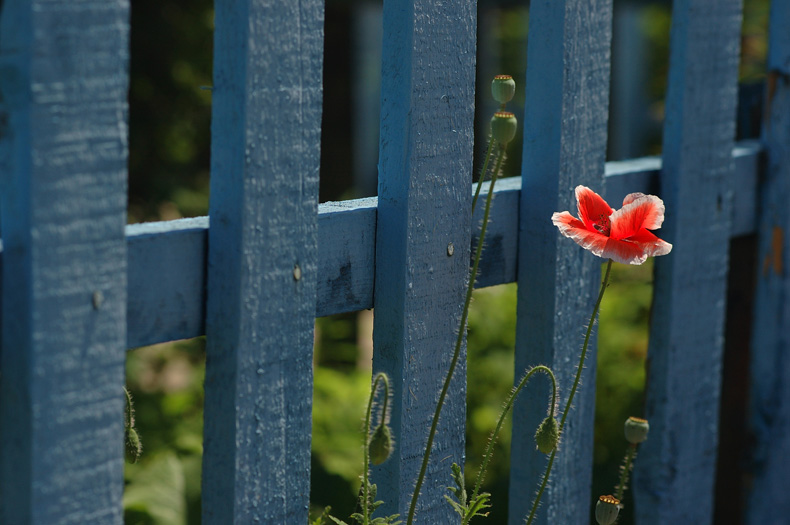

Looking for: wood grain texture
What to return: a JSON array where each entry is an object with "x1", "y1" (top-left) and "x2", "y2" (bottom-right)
[
  {"x1": 508, "y1": 1, "x2": 612, "y2": 523},
  {"x1": 633, "y1": 1, "x2": 743, "y2": 523},
  {"x1": 127, "y1": 217, "x2": 208, "y2": 348},
  {"x1": 0, "y1": 1, "x2": 129, "y2": 523},
  {"x1": 199, "y1": 0, "x2": 323, "y2": 522},
  {"x1": 85, "y1": 145, "x2": 760, "y2": 349},
  {"x1": 745, "y1": 3, "x2": 790, "y2": 523},
  {"x1": 370, "y1": 1, "x2": 476, "y2": 521}
]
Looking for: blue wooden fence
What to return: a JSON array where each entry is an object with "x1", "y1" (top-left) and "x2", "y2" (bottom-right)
[{"x1": 0, "y1": 0, "x2": 788, "y2": 523}]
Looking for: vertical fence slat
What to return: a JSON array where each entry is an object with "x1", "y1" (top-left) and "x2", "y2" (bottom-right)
[
  {"x1": 509, "y1": 1, "x2": 613, "y2": 523},
  {"x1": 0, "y1": 1, "x2": 130, "y2": 523},
  {"x1": 745, "y1": 3, "x2": 790, "y2": 523},
  {"x1": 633, "y1": 1, "x2": 742, "y2": 522},
  {"x1": 200, "y1": 1, "x2": 324, "y2": 522},
  {"x1": 371, "y1": 1, "x2": 476, "y2": 521}
]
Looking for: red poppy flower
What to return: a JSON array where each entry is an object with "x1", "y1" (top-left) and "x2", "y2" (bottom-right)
[{"x1": 551, "y1": 185, "x2": 672, "y2": 265}]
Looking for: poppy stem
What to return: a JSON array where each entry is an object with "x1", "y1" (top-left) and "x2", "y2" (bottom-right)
[
  {"x1": 468, "y1": 365, "x2": 557, "y2": 513},
  {"x1": 615, "y1": 443, "x2": 637, "y2": 503},
  {"x1": 472, "y1": 136, "x2": 496, "y2": 215},
  {"x1": 525, "y1": 258, "x2": 614, "y2": 524}
]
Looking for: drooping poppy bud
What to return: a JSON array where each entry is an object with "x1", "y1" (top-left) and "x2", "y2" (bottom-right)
[
  {"x1": 369, "y1": 423, "x2": 394, "y2": 465},
  {"x1": 126, "y1": 427, "x2": 143, "y2": 463},
  {"x1": 534, "y1": 416, "x2": 559, "y2": 454}
]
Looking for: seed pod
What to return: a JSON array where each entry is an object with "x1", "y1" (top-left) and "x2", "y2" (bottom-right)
[
  {"x1": 491, "y1": 112, "x2": 517, "y2": 145},
  {"x1": 595, "y1": 495, "x2": 621, "y2": 525},
  {"x1": 491, "y1": 74, "x2": 516, "y2": 104},
  {"x1": 624, "y1": 416, "x2": 649, "y2": 444}
]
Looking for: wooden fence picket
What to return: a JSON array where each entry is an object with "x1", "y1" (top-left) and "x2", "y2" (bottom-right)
[
  {"x1": 371, "y1": 1, "x2": 477, "y2": 520},
  {"x1": 509, "y1": 1, "x2": 613, "y2": 523},
  {"x1": 199, "y1": 0, "x2": 324, "y2": 522},
  {"x1": 745, "y1": 2, "x2": 790, "y2": 523},
  {"x1": 633, "y1": 1, "x2": 743, "y2": 523},
  {"x1": 0, "y1": 1, "x2": 130, "y2": 523}
]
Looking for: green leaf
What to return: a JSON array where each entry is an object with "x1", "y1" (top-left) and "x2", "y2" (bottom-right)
[{"x1": 123, "y1": 452, "x2": 186, "y2": 525}]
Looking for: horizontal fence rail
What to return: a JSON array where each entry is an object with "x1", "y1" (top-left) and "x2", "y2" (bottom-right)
[
  {"x1": 0, "y1": 142, "x2": 761, "y2": 347},
  {"x1": 51, "y1": 142, "x2": 760, "y2": 349}
]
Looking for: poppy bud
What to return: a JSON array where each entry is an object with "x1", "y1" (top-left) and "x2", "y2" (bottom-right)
[
  {"x1": 126, "y1": 427, "x2": 143, "y2": 463},
  {"x1": 624, "y1": 416, "x2": 649, "y2": 444},
  {"x1": 491, "y1": 74, "x2": 516, "y2": 104},
  {"x1": 534, "y1": 416, "x2": 559, "y2": 454},
  {"x1": 491, "y1": 112, "x2": 517, "y2": 145},
  {"x1": 369, "y1": 423, "x2": 394, "y2": 465},
  {"x1": 595, "y1": 495, "x2": 620, "y2": 525}
]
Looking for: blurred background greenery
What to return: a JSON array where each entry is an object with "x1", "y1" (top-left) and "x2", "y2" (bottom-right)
[{"x1": 123, "y1": 1, "x2": 768, "y2": 523}]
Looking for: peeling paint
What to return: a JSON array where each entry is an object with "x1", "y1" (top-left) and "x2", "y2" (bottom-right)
[{"x1": 763, "y1": 226, "x2": 784, "y2": 276}]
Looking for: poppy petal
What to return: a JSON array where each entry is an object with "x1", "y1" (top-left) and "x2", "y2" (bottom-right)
[
  {"x1": 598, "y1": 230, "x2": 672, "y2": 265},
  {"x1": 609, "y1": 194, "x2": 665, "y2": 239},
  {"x1": 628, "y1": 229, "x2": 673, "y2": 257},
  {"x1": 552, "y1": 211, "x2": 610, "y2": 257},
  {"x1": 575, "y1": 186, "x2": 614, "y2": 232},
  {"x1": 599, "y1": 238, "x2": 652, "y2": 265}
]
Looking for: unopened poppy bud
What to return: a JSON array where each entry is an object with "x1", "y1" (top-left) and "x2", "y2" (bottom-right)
[
  {"x1": 126, "y1": 427, "x2": 142, "y2": 463},
  {"x1": 624, "y1": 416, "x2": 649, "y2": 444},
  {"x1": 534, "y1": 416, "x2": 559, "y2": 454},
  {"x1": 491, "y1": 74, "x2": 516, "y2": 104},
  {"x1": 369, "y1": 423, "x2": 393, "y2": 465},
  {"x1": 595, "y1": 495, "x2": 620, "y2": 525},
  {"x1": 491, "y1": 112, "x2": 517, "y2": 145}
]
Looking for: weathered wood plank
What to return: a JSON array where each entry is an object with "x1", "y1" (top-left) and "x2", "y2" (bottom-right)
[
  {"x1": 745, "y1": 3, "x2": 790, "y2": 523},
  {"x1": 106, "y1": 145, "x2": 762, "y2": 348},
  {"x1": 508, "y1": 1, "x2": 613, "y2": 523},
  {"x1": 370, "y1": 1, "x2": 476, "y2": 520},
  {"x1": 0, "y1": 1, "x2": 130, "y2": 523},
  {"x1": 633, "y1": 1, "x2": 743, "y2": 522},
  {"x1": 127, "y1": 217, "x2": 208, "y2": 348},
  {"x1": 199, "y1": 0, "x2": 324, "y2": 522}
]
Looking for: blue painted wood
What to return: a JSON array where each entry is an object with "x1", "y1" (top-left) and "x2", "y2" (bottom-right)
[
  {"x1": 64, "y1": 144, "x2": 753, "y2": 349},
  {"x1": 370, "y1": 0, "x2": 477, "y2": 520},
  {"x1": 199, "y1": 0, "x2": 324, "y2": 522},
  {"x1": 633, "y1": 1, "x2": 743, "y2": 522},
  {"x1": 127, "y1": 217, "x2": 208, "y2": 348},
  {"x1": 509, "y1": 1, "x2": 613, "y2": 523},
  {"x1": 0, "y1": 0, "x2": 129, "y2": 523},
  {"x1": 745, "y1": 3, "x2": 790, "y2": 523},
  {"x1": 316, "y1": 198, "x2": 377, "y2": 317}
]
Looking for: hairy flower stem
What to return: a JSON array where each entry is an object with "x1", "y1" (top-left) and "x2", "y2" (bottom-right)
[
  {"x1": 525, "y1": 258, "x2": 614, "y2": 525},
  {"x1": 406, "y1": 146, "x2": 506, "y2": 525},
  {"x1": 364, "y1": 373, "x2": 390, "y2": 524},
  {"x1": 616, "y1": 444, "x2": 637, "y2": 502},
  {"x1": 471, "y1": 137, "x2": 496, "y2": 215},
  {"x1": 466, "y1": 365, "x2": 557, "y2": 524}
]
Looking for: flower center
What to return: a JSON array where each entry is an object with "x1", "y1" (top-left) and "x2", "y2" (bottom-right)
[{"x1": 593, "y1": 214, "x2": 611, "y2": 236}]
